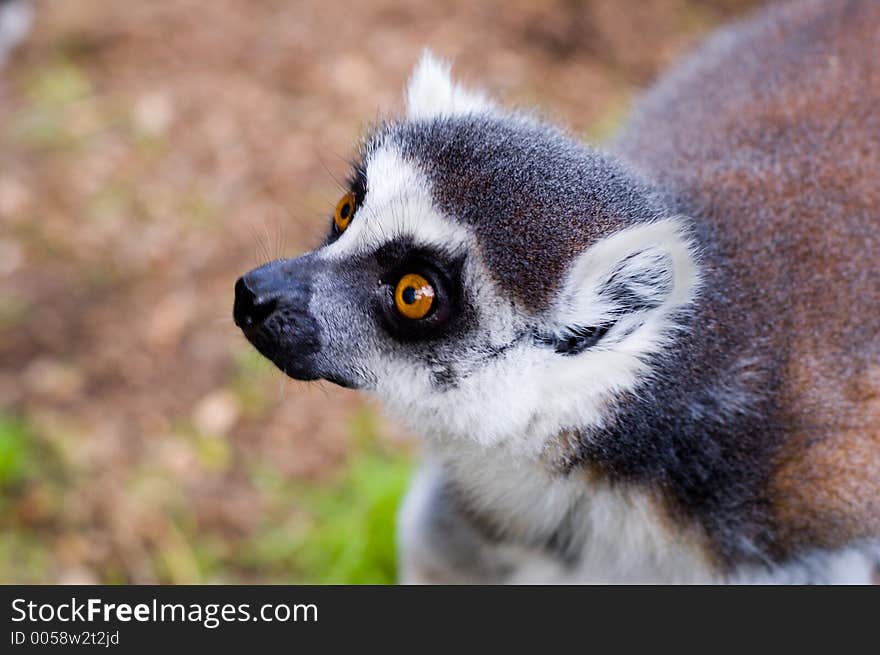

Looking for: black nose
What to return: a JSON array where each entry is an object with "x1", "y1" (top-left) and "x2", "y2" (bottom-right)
[{"x1": 233, "y1": 276, "x2": 278, "y2": 329}]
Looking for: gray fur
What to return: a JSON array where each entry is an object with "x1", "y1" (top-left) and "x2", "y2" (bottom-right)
[{"x1": 365, "y1": 114, "x2": 674, "y2": 312}]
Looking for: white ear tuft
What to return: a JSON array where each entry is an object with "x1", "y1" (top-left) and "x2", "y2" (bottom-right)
[
  {"x1": 551, "y1": 217, "x2": 702, "y2": 348},
  {"x1": 406, "y1": 50, "x2": 494, "y2": 120}
]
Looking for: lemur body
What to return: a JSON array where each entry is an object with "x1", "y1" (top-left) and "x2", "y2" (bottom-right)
[{"x1": 235, "y1": 0, "x2": 880, "y2": 583}]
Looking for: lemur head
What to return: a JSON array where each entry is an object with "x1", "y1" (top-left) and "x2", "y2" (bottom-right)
[{"x1": 234, "y1": 53, "x2": 701, "y2": 458}]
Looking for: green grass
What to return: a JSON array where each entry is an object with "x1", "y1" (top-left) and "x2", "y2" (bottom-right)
[
  {"x1": 0, "y1": 415, "x2": 33, "y2": 488},
  {"x1": 0, "y1": 414, "x2": 56, "y2": 582},
  {"x1": 9, "y1": 60, "x2": 93, "y2": 150},
  {"x1": 241, "y1": 408, "x2": 412, "y2": 584},
  {"x1": 290, "y1": 447, "x2": 411, "y2": 584},
  {"x1": 294, "y1": 406, "x2": 411, "y2": 584},
  {"x1": 24, "y1": 60, "x2": 91, "y2": 107},
  {"x1": 0, "y1": 532, "x2": 52, "y2": 583},
  {"x1": 0, "y1": 403, "x2": 412, "y2": 584}
]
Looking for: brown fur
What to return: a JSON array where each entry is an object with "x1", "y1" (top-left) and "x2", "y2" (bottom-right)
[{"x1": 615, "y1": 0, "x2": 880, "y2": 552}]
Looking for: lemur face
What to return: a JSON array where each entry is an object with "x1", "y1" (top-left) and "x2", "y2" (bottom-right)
[{"x1": 235, "y1": 54, "x2": 701, "y2": 457}]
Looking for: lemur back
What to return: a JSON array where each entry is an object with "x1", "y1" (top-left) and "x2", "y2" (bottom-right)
[{"x1": 615, "y1": 0, "x2": 880, "y2": 556}]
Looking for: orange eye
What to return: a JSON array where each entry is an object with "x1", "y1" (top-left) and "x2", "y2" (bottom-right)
[
  {"x1": 394, "y1": 273, "x2": 435, "y2": 320},
  {"x1": 334, "y1": 191, "x2": 356, "y2": 232}
]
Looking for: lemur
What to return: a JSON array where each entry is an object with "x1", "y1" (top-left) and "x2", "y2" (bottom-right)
[{"x1": 234, "y1": 0, "x2": 880, "y2": 583}]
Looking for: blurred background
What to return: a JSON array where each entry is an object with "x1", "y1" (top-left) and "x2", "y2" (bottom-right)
[{"x1": 0, "y1": 0, "x2": 764, "y2": 584}]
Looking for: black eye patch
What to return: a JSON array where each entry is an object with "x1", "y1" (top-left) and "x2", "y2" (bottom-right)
[
  {"x1": 369, "y1": 238, "x2": 469, "y2": 343},
  {"x1": 323, "y1": 162, "x2": 368, "y2": 245}
]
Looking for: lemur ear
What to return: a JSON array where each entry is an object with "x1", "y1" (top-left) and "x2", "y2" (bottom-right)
[
  {"x1": 544, "y1": 218, "x2": 701, "y2": 355},
  {"x1": 406, "y1": 50, "x2": 495, "y2": 120}
]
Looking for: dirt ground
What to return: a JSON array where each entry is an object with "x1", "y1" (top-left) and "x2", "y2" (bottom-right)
[{"x1": 0, "y1": 0, "x2": 763, "y2": 583}]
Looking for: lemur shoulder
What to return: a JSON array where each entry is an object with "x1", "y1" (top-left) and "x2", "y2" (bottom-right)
[{"x1": 235, "y1": 0, "x2": 880, "y2": 583}]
